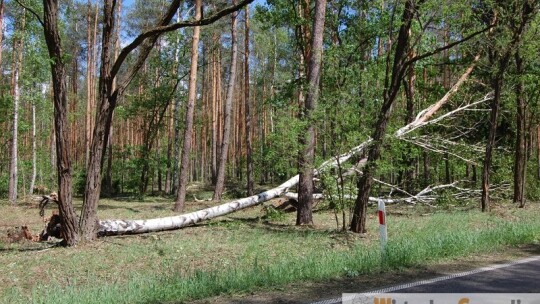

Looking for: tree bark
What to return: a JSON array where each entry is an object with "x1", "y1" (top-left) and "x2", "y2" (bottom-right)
[
  {"x1": 42, "y1": 0, "x2": 80, "y2": 246},
  {"x1": 214, "y1": 2, "x2": 239, "y2": 200},
  {"x1": 167, "y1": 11, "x2": 181, "y2": 195},
  {"x1": 481, "y1": 76, "x2": 502, "y2": 213},
  {"x1": 513, "y1": 50, "x2": 526, "y2": 208},
  {"x1": 244, "y1": 4, "x2": 254, "y2": 196},
  {"x1": 29, "y1": 98, "x2": 37, "y2": 195},
  {"x1": 100, "y1": 175, "x2": 300, "y2": 235},
  {"x1": 402, "y1": 42, "x2": 416, "y2": 192},
  {"x1": 8, "y1": 9, "x2": 25, "y2": 204},
  {"x1": 297, "y1": 0, "x2": 327, "y2": 225},
  {"x1": 175, "y1": 0, "x2": 202, "y2": 212},
  {"x1": 85, "y1": 1, "x2": 97, "y2": 168},
  {"x1": 211, "y1": 34, "x2": 220, "y2": 185}
]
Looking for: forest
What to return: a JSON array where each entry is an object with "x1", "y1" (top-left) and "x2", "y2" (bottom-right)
[{"x1": 0, "y1": 0, "x2": 540, "y2": 247}]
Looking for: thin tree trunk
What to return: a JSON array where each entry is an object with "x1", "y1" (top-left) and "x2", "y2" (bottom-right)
[
  {"x1": 402, "y1": 41, "x2": 416, "y2": 192},
  {"x1": 211, "y1": 34, "x2": 220, "y2": 185},
  {"x1": 481, "y1": 76, "x2": 502, "y2": 213},
  {"x1": 172, "y1": 89, "x2": 181, "y2": 195},
  {"x1": 513, "y1": 50, "x2": 526, "y2": 208},
  {"x1": 244, "y1": 4, "x2": 253, "y2": 196},
  {"x1": 29, "y1": 99, "x2": 37, "y2": 195},
  {"x1": 297, "y1": 0, "x2": 327, "y2": 225},
  {"x1": 445, "y1": 152, "x2": 451, "y2": 184},
  {"x1": 175, "y1": 0, "x2": 202, "y2": 212},
  {"x1": 214, "y1": 3, "x2": 238, "y2": 200},
  {"x1": 103, "y1": 0, "x2": 122, "y2": 196},
  {"x1": 85, "y1": 1, "x2": 96, "y2": 168},
  {"x1": 167, "y1": 12, "x2": 182, "y2": 195},
  {"x1": 8, "y1": 9, "x2": 26, "y2": 204}
]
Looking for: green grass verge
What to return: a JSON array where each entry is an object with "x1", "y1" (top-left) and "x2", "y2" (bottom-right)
[{"x1": 5, "y1": 211, "x2": 538, "y2": 304}]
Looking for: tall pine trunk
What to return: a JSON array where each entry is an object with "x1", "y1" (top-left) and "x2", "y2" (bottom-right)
[
  {"x1": 175, "y1": 0, "x2": 202, "y2": 212},
  {"x1": 513, "y1": 50, "x2": 527, "y2": 208},
  {"x1": 213, "y1": 2, "x2": 238, "y2": 200},
  {"x1": 85, "y1": 1, "x2": 97, "y2": 168},
  {"x1": 211, "y1": 33, "x2": 221, "y2": 185},
  {"x1": 297, "y1": 0, "x2": 327, "y2": 225},
  {"x1": 244, "y1": 4, "x2": 253, "y2": 196}
]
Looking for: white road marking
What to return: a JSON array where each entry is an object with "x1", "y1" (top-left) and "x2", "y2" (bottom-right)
[{"x1": 310, "y1": 255, "x2": 540, "y2": 304}]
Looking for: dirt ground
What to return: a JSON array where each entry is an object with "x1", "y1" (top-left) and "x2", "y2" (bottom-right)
[{"x1": 192, "y1": 244, "x2": 540, "y2": 304}]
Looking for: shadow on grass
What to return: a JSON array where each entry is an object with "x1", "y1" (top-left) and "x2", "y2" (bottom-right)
[
  {"x1": 96, "y1": 204, "x2": 143, "y2": 213},
  {"x1": 205, "y1": 215, "x2": 337, "y2": 238},
  {"x1": 0, "y1": 242, "x2": 60, "y2": 252}
]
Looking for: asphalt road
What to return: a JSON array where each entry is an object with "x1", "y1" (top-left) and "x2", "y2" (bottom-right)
[
  {"x1": 394, "y1": 256, "x2": 540, "y2": 293},
  {"x1": 313, "y1": 255, "x2": 540, "y2": 304}
]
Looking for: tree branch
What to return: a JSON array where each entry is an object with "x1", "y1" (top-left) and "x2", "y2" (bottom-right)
[
  {"x1": 111, "y1": 0, "x2": 254, "y2": 79},
  {"x1": 14, "y1": 0, "x2": 44, "y2": 27},
  {"x1": 406, "y1": 25, "x2": 493, "y2": 66}
]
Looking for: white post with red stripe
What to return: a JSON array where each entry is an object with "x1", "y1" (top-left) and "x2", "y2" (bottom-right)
[{"x1": 378, "y1": 199, "x2": 387, "y2": 251}]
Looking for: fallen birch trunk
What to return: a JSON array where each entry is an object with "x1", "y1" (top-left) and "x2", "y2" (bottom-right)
[
  {"x1": 97, "y1": 56, "x2": 485, "y2": 236},
  {"x1": 98, "y1": 176, "x2": 299, "y2": 235}
]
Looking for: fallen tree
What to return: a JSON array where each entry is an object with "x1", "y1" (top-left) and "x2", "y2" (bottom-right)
[
  {"x1": 93, "y1": 56, "x2": 490, "y2": 236},
  {"x1": 285, "y1": 180, "x2": 485, "y2": 206}
]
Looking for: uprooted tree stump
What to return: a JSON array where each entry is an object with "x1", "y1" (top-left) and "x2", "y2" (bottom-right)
[
  {"x1": 35, "y1": 193, "x2": 63, "y2": 242},
  {"x1": 6, "y1": 226, "x2": 36, "y2": 243},
  {"x1": 39, "y1": 213, "x2": 62, "y2": 241}
]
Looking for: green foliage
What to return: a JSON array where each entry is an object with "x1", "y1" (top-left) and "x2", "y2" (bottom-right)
[
  {"x1": 319, "y1": 164, "x2": 357, "y2": 230},
  {"x1": 73, "y1": 169, "x2": 87, "y2": 197},
  {"x1": 262, "y1": 205, "x2": 286, "y2": 221}
]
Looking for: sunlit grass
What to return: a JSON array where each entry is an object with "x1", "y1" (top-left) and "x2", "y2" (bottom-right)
[{"x1": 0, "y1": 198, "x2": 538, "y2": 303}]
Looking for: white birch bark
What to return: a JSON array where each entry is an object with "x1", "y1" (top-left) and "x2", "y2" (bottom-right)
[
  {"x1": 98, "y1": 175, "x2": 299, "y2": 235},
  {"x1": 29, "y1": 101, "x2": 37, "y2": 195},
  {"x1": 8, "y1": 11, "x2": 25, "y2": 203},
  {"x1": 8, "y1": 58, "x2": 19, "y2": 203}
]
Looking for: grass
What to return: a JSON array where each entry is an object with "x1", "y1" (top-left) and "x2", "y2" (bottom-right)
[{"x1": 0, "y1": 196, "x2": 539, "y2": 304}]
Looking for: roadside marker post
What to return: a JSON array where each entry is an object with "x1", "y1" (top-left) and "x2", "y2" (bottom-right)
[{"x1": 378, "y1": 200, "x2": 387, "y2": 252}]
